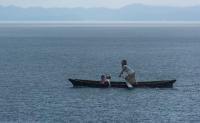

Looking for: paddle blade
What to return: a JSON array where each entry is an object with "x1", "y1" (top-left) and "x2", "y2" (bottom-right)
[{"x1": 126, "y1": 82, "x2": 133, "y2": 88}]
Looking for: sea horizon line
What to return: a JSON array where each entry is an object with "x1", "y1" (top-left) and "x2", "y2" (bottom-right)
[{"x1": 1, "y1": 21, "x2": 200, "y2": 27}]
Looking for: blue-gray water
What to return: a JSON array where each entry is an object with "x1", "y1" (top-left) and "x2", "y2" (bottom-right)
[{"x1": 0, "y1": 24, "x2": 200, "y2": 122}]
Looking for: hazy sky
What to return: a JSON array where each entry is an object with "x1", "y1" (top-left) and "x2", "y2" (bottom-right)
[{"x1": 0, "y1": 0, "x2": 200, "y2": 8}]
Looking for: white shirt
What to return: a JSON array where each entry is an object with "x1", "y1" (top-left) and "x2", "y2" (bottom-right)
[{"x1": 122, "y1": 65, "x2": 135, "y2": 76}]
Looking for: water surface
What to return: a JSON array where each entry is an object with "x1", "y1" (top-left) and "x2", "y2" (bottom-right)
[{"x1": 0, "y1": 24, "x2": 200, "y2": 122}]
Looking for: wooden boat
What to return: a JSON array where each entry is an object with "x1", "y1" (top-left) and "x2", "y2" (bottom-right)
[{"x1": 68, "y1": 78, "x2": 176, "y2": 88}]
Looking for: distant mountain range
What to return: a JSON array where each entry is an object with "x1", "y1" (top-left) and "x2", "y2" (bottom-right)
[{"x1": 0, "y1": 4, "x2": 200, "y2": 21}]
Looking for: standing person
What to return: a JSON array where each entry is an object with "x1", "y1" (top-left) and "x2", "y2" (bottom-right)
[{"x1": 119, "y1": 60, "x2": 137, "y2": 87}]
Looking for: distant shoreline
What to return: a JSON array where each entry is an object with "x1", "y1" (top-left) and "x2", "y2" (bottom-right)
[{"x1": 0, "y1": 21, "x2": 200, "y2": 27}]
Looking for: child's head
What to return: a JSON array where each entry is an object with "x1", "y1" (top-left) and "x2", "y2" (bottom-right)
[
  {"x1": 101, "y1": 75, "x2": 106, "y2": 80},
  {"x1": 106, "y1": 74, "x2": 111, "y2": 79}
]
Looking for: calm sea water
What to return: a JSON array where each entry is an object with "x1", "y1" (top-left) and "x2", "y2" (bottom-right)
[{"x1": 0, "y1": 24, "x2": 200, "y2": 122}]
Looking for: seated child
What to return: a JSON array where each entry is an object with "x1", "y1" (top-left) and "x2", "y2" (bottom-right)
[{"x1": 100, "y1": 74, "x2": 111, "y2": 87}]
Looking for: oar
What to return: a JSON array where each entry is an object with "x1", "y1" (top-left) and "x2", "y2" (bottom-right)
[
  {"x1": 119, "y1": 75, "x2": 133, "y2": 88},
  {"x1": 125, "y1": 81, "x2": 133, "y2": 88}
]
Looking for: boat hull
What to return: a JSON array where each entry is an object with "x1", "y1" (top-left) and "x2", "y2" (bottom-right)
[{"x1": 68, "y1": 78, "x2": 176, "y2": 88}]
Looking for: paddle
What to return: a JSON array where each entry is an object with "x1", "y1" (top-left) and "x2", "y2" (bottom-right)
[
  {"x1": 119, "y1": 75, "x2": 133, "y2": 89},
  {"x1": 125, "y1": 81, "x2": 133, "y2": 88}
]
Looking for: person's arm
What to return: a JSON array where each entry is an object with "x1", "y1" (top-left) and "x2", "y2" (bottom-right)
[
  {"x1": 119, "y1": 66, "x2": 126, "y2": 77},
  {"x1": 119, "y1": 70, "x2": 123, "y2": 77}
]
